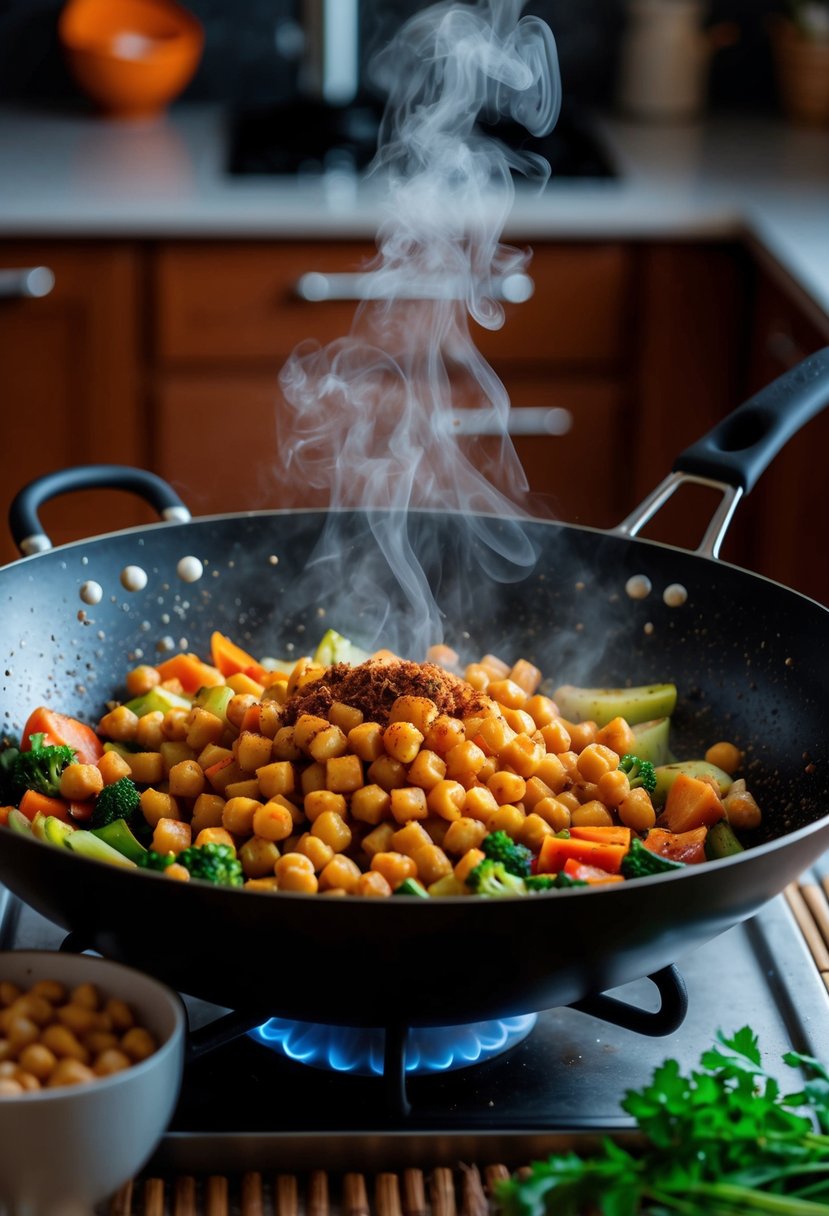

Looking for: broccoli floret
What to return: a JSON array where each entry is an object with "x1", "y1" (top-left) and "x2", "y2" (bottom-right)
[
  {"x1": 553, "y1": 872, "x2": 589, "y2": 889},
  {"x1": 0, "y1": 745, "x2": 20, "y2": 805},
  {"x1": 525, "y1": 874, "x2": 556, "y2": 892},
  {"x1": 481, "y1": 830, "x2": 532, "y2": 877},
  {"x1": 138, "y1": 850, "x2": 176, "y2": 872},
  {"x1": 176, "y1": 843, "x2": 243, "y2": 887},
  {"x1": 621, "y1": 837, "x2": 686, "y2": 880},
  {"x1": 10, "y1": 733, "x2": 76, "y2": 799},
  {"x1": 91, "y1": 777, "x2": 141, "y2": 829},
  {"x1": 619, "y1": 753, "x2": 657, "y2": 794},
  {"x1": 467, "y1": 859, "x2": 528, "y2": 897}
]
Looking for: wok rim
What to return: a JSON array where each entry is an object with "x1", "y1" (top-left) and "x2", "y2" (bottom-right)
[{"x1": 7, "y1": 503, "x2": 829, "y2": 617}]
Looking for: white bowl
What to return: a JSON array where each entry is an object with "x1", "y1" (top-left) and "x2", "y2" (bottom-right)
[{"x1": 0, "y1": 951, "x2": 185, "y2": 1216}]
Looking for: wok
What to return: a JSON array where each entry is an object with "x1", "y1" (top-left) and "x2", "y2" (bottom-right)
[{"x1": 1, "y1": 352, "x2": 829, "y2": 1029}]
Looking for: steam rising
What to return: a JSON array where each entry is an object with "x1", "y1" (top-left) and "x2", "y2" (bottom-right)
[{"x1": 277, "y1": 1, "x2": 560, "y2": 656}]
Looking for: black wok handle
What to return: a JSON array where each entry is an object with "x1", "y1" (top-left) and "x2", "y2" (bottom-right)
[
  {"x1": 9, "y1": 465, "x2": 191, "y2": 556},
  {"x1": 617, "y1": 346, "x2": 829, "y2": 559},
  {"x1": 674, "y1": 346, "x2": 829, "y2": 491}
]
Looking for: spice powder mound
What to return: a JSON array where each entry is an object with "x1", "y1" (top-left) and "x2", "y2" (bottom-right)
[{"x1": 281, "y1": 660, "x2": 490, "y2": 726}]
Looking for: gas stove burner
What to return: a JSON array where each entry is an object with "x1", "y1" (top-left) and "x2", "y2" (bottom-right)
[{"x1": 248, "y1": 1014, "x2": 538, "y2": 1076}]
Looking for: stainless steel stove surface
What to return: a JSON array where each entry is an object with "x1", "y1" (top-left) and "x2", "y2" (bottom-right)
[{"x1": 2, "y1": 859, "x2": 828, "y2": 1168}]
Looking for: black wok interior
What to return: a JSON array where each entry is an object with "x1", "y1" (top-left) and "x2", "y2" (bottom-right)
[{"x1": 0, "y1": 509, "x2": 827, "y2": 1025}]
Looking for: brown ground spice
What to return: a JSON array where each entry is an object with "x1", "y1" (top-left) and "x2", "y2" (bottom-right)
[{"x1": 281, "y1": 659, "x2": 491, "y2": 726}]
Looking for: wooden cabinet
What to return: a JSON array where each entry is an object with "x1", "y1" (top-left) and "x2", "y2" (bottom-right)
[
  {"x1": 2, "y1": 234, "x2": 827, "y2": 605},
  {"x1": 740, "y1": 264, "x2": 829, "y2": 604},
  {"x1": 0, "y1": 242, "x2": 152, "y2": 566},
  {"x1": 152, "y1": 240, "x2": 635, "y2": 529}
]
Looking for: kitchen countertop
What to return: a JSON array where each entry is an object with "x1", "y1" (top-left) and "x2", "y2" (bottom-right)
[{"x1": 1, "y1": 103, "x2": 828, "y2": 318}]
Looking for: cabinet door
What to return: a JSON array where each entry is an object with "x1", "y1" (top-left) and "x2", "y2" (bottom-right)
[
  {"x1": 155, "y1": 371, "x2": 625, "y2": 527},
  {"x1": 743, "y1": 271, "x2": 829, "y2": 604},
  {"x1": 0, "y1": 242, "x2": 147, "y2": 565}
]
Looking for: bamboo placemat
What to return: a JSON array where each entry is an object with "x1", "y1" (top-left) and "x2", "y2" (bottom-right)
[
  {"x1": 785, "y1": 876, "x2": 829, "y2": 998},
  {"x1": 109, "y1": 1164, "x2": 519, "y2": 1216}
]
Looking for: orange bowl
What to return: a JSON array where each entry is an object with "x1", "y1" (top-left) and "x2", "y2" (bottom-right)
[{"x1": 59, "y1": 0, "x2": 204, "y2": 120}]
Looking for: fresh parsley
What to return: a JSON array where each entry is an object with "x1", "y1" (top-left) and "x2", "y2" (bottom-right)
[{"x1": 496, "y1": 1027, "x2": 829, "y2": 1215}]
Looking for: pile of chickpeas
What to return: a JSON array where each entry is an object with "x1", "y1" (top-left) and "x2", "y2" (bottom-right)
[
  {"x1": 0, "y1": 978, "x2": 157, "y2": 1095},
  {"x1": 82, "y1": 641, "x2": 724, "y2": 898}
]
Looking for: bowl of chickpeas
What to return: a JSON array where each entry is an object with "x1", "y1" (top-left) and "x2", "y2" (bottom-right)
[{"x1": 0, "y1": 950, "x2": 185, "y2": 1215}]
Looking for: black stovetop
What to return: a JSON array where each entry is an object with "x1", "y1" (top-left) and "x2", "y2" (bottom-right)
[
  {"x1": 3, "y1": 874, "x2": 828, "y2": 1141},
  {"x1": 226, "y1": 99, "x2": 617, "y2": 181}
]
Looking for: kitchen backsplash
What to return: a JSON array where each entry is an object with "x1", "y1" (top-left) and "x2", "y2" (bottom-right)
[{"x1": 0, "y1": 0, "x2": 783, "y2": 112}]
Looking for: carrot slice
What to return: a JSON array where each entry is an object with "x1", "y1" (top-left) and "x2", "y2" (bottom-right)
[
  {"x1": 659, "y1": 773, "x2": 724, "y2": 834},
  {"x1": 563, "y1": 858, "x2": 625, "y2": 885},
  {"x1": 210, "y1": 632, "x2": 268, "y2": 682},
  {"x1": 19, "y1": 789, "x2": 71, "y2": 823},
  {"x1": 644, "y1": 825, "x2": 708, "y2": 865},
  {"x1": 155, "y1": 653, "x2": 225, "y2": 694},
  {"x1": 569, "y1": 825, "x2": 632, "y2": 848},
  {"x1": 537, "y1": 834, "x2": 627, "y2": 875},
  {"x1": 239, "y1": 704, "x2": 262, "y2": 735},
  {"x1": 20, "y1": 708, "x2": 103, "y2": 765},
  {"x1": 0, "y1": 807, "x2": 12, "y2": 826}
]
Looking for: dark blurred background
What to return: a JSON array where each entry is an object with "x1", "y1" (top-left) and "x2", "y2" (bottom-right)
[{"x1": 0, "y1": 0, "x2": 787, "y2": 114}]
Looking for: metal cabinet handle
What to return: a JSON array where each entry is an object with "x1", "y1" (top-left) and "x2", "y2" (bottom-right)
[
  {"x1": 0, "y1": 267, "x2": 55, "y2": 300},
  {"x1": 295, "y1": 270, "x2": 534, "y2": 303},
  {"x1": 450, "y1": 407, "x2": 572, "y2": 436}
]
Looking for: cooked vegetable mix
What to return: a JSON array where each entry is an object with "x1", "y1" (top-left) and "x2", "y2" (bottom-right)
[{"x1": 0, "y1": 630, "x2": 762, "y2": 897}]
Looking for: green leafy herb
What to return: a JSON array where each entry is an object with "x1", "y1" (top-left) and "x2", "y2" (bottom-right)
[{"x1": 496, "y1": 1027, "x2": 829, "y2": 1215}]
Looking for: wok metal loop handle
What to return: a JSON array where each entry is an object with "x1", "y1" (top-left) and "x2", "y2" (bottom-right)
[
  {"x1": 295, "y1": 270, "x2": 534, "y2": 303},
  {"x1": 9, "y1": 465, "x2": 191, "y2": 556},
  {"x1": 615, "y1": 346, "x2": 829, "y2": 560}
]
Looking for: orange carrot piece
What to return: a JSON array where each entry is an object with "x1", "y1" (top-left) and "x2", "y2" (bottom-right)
[
  {"x1": 0, "y1": 807, "x2": 12, "y2": 826},
  {"x1": 18, "y1": 789, "x2": 71, "y2": 823},
  {"x1": 643, "y1": 825, "x2": 708, "y2": 865},
  {"x1": 20, "y1": 707, "x2": 103, "y2": 765},
  {"x1": 210, "y1": 632, "x2": 268, "y2": 682},
  {"x1": 155, "y1": 653, "x2": 225, "y2": 694},
  {"x1": 569, "y1": 825, "x2": 632, "y2": 848},
  {"x1": 537, "y1": 834, "x2": 627, "y2": 875},
  {"x1": 240, "y1": 704, "x2": 262, "y2": 734},
  {"x1": 563, "y1": 858, "x2": 625, "y2": 884},
  {"x1": 659, "y1": 773, "x2": 724, "y2": 835}
]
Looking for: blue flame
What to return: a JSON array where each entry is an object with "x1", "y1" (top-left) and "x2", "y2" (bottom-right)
[{"x1": 249, "y1": 1014, "x2": 537, "y2": 1075}]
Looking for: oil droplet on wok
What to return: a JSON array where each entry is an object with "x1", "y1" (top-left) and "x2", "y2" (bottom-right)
[
  {"x1": 177, "y1": 556, "x2": 203, "y2": 583},
  {"x1": 120, "y1": 566, "x2": 148, "y2": 592},
  {"x1": 268, "y1": 555, "x2": 279, "y2": 565},
  {"x1": 79, "y1": 581, "x2": 103, "y2": 605},
  {"x1": 643, "y1": 622, "x2": 655, "y2": 635},
  {"x1": 663, "y1": 583, "x2": 688, "y2": 607},
  {"x1": 625, "y1": 574, "x2": 651, "y2": 600},
  {"x1": 156, "y1": 636, "x2": 175, "y2": 653}
]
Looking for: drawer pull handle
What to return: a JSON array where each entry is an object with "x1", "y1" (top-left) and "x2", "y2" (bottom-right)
[
  {"x1": 295, "y1": 271, "x2": 534, "y2": 304},
  {"x1": 0, "y1": 266, "x2": 55, "y2": 300},
  {"x1": 450, "y1": 407, "x2": 572, "y2": 436}
]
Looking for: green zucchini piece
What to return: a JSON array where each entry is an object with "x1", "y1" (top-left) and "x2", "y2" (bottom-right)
[
  {"x1": 66, "y1": 830, "x2": 138, "y2": 868},
  {"x1": 193, "y1": 684, "x2": 234, "y2": 725},
  {"x1": 30, "y1": 811, "x2": 49, "y2": 842},
  {"x1": 124, "y1": 686, "x2": 192, "y2": 717},
  {"x1": 553, "y1": 683, "x2": 677, "y2": 727},
  {"x1": 44, "y1": 816, "x2": 76, "y2": 846},
  {"x1": 103, "y1": 740, "x2": 143, "y2": 756},
  {"x1": 652, "y1": 760, "x2": 733, "y2": 807},
  {"x1": 313, "y1": 628, "x2": 372, "y2": 667},
  {"x1": 7, "y1": 809, "x2": 33, "y2": 835},
  {"x1": 631, "y1": 717, "x2": 674, "y2": 766},
  {"x1": 91, "y1": 819, "x2": 148, "y2": 863},
  {"x1": 705, "y1": 821, "x2": 745, "y2": 860}
]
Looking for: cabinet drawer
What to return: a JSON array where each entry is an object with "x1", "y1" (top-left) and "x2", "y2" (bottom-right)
[
  {"x1": 155, "y1": 242, "x2": 376, "y2": 362},
  {"x1": 155, "y1": 372, "x2": 625, "y2": 528},
  {"x1": 475, "y1": 244, "x2": 633, "y2": 366},
  {"x1": 155, "y1": 242, "x2": 631, "y2": 368}
]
